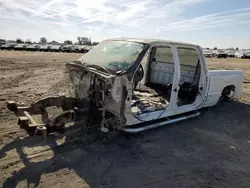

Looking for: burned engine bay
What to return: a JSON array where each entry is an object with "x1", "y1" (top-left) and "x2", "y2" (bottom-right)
[{"x1": 68, "y1": 62, "x2": 117, "y2": 112}]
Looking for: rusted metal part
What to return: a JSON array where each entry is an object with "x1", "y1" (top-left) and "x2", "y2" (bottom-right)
[
  {"x1": 24, "y1": 111, "x2": 37, "y2": 125},
  {"x1": 27, "y1": 96, "x2": 87, "y2": 113},
  {"x1": 6, "y1": 96, "x2": 89, "y2": 136},
  {"x1": 18, "y1": 116, "x2": 29, "y2": 129},
  {"x1": 7, "y1": 96, "x2": 87, "y2": 113},
  {"x1": 41, "y1": 108, "x2": 49, "y2": 123},
  {"x1": 34, "y1": 126, "x2": 47, "y2": 138},
  {"x1": 17, "y1": 116, "x2": 44, "y2": 136},
  {"x1": 46, "y1": 110, "x2": 75, "y2": 129},
  {"x1": 6, "y1": 96, "x2": 86, "y2": 115},
  {"x1": 7, "y1": 101, "x2": 28, "y2": 116}
]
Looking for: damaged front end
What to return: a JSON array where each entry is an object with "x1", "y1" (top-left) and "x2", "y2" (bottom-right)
[
  {"x1": 6, "y1": 60, "x2": 130, "y2": 137},
  {"x1": 7, "y1": 39, "x2": 148, "y2": 137},
  {"x1": 65, "y1": 60, "x2": 129, "y2": 132}
]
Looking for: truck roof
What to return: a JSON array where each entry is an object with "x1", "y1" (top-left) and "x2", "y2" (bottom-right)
[{"x1": 105, "y1": 37, "x2": 199, "y2": 48}]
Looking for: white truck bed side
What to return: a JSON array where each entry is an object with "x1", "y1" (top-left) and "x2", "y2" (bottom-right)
[{"x1": 203, "y1": 69, "x2": 244, "y2": 107}]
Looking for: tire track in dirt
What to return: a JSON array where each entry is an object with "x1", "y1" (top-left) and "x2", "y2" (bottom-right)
[
  {"x1": 0, "y1": 71, "x2": 36, "y2": 90},
  {"x1": 0, "y1": 61, "x2": 47, "y2": 72},
  {"x1": 38, "y1": 73, "x2": 75, "y2": 99},
  {"x1": 0, "y1": 70, "x2": 36, "y2": 122}
]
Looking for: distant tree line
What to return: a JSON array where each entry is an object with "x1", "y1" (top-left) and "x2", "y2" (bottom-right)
[{"x1": 16, "y1": 38, "x2": 32, "y2": 44}]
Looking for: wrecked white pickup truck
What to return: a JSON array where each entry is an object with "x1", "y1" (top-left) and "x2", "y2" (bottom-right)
[{"x1": 7, "y1": 38, "x2": 244, "y2": 136}]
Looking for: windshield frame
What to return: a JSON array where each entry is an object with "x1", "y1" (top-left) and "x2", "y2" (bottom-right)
[{"x1": 79, "y1": 40, "x2": 149, "y2": 74}]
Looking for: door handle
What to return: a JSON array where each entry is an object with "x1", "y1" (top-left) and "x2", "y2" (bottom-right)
[{"x1": 173, "y1": 88, "x2": 178, "y2": 92}]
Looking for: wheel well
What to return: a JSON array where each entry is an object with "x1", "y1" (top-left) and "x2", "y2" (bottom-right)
[
  {"x1": 221, "y1": 85, "x2": 235, "y2": 100},
  {"x1": 222, "y1": 85, "x2": 235, "y2": 92}
]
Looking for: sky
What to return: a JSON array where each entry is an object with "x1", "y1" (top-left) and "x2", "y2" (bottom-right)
[{"x1": 0, "y1": 0, "x2": 250, "y2": 48}]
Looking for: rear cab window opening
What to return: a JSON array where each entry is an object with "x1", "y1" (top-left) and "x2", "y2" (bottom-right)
[{"x1": 177, "y1": 47, "x2": 201, "y2": 106}]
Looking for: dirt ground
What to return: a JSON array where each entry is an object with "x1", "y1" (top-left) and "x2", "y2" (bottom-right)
[{"x1": 1, "y1": 50, "x2": 250, "y2": 188}]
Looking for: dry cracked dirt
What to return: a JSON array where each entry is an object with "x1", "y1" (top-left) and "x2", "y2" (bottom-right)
[{"x1": 1, "y1": 51, "x2": 250, "y2": 188}]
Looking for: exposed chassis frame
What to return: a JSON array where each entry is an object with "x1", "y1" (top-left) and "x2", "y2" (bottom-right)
[{"x1": 6, "y1": 95, "x2": 88, "y2": 136}]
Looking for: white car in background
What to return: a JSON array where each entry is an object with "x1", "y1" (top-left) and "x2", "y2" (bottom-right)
[
  {"x1": 214, "y1": 50, "x2": 227, "y2": 58},
  {"x1": 235, "y1": 50, "x2": 250, "y2": 59},
  {"x1": 203, "y1": 50, "x2": 212, "y2": 58},
  {"x1": 227, "y1": 50, "x2": 236, "y2": 58}
]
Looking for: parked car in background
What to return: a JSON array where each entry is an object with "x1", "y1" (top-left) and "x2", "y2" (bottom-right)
[
  {"x1": 245, "y1": 50, "x2": 250, "y2": 58},
  {"x1": 1, "y1": 44, "x2": 10, "y2": 50},
  {"x1": 85, "y1": 46, "x2": 92, "y2": 52},
  {"x1": 203, "y1": 50, "x2": 212, "y2": 58},
  {"x1": 26, "y1": 44, "x2": 40, "y2": 51},
  {"x1": 214, "y1": 50, "x2": 227, "y2": 58},
  {"x1": 50, "y1": 45, "x2": 62, "y2": 52},
  {"x1": 39, "y1": 44, "x2": 51, "y2": 52},
  {"x1": 0, "y1": 39, "x2": 5, "y2": 47},
  {"x1": 72, "y1": 45, "x2": 92, "y2": 53},
  {"x1": 79, "y1": 45, "x2": 88, "y2": 53},
  {"x1": 61, "y1": 45, "x2": 73, "y2": 53},
  {"x1": 210, "y1": 50, "x2": 217, "y2": 57},
  {"x1": 71, "y1": 45, "x2": 80, "y2": 53},
  {"x1": 227, "y1": 50, "x2": 236, "y2": 58},
  {"x1": 235, "y1": 50, "x2": 250, "y2": 59},
  {"x1": 0, "y1": 43, "x2": 16, "y2": 50},
  {"x1": 78, "y1": 45, "x2": 87, "y2": 53},
  {"x1": 14, "y1": 44, "x2": 28, "y2": 51}
]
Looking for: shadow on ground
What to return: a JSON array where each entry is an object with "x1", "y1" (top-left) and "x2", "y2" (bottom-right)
[{"x1": 1, "y1": 101, "x2": 250, "y2": 188}]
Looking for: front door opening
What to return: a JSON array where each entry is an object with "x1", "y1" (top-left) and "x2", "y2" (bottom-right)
[{"x1": 131, "y1": 46, "x2": 174, "y2": 115}]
